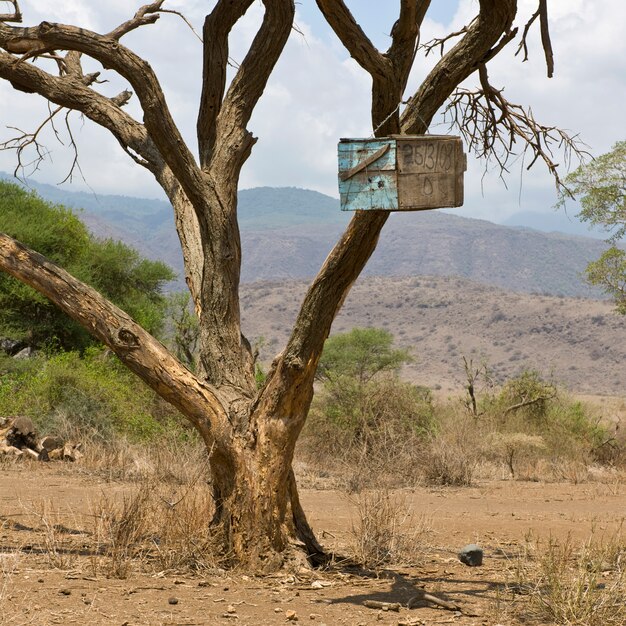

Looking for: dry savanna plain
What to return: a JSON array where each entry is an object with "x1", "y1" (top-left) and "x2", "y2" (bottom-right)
[{"x1": 1, "y1": 274, "x2": 625, "y2": 626}]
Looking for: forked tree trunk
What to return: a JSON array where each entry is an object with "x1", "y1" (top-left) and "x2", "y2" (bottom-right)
[{"x1": 0, "y1": 0, "x2": 524, "y2": 569}]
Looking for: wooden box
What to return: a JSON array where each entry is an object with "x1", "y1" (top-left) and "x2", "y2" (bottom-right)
[{"x1": 338, "y1": 135, "x2": 466, "y2": 211}]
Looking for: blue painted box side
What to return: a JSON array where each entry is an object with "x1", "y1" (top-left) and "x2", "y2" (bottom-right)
[{"x1": 338, "y1": 139, "x2": 398, "y2": 211}]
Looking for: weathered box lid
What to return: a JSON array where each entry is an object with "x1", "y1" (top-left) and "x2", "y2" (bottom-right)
[{"x1": 338, "y1": 135, "x2": 466, "y2": 211}]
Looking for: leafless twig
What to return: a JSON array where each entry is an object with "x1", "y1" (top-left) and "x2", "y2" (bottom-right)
[
  {"x1": 107, "y1": 0, "x2": 165, "y2": 41},
  {"x1": 421, "y1": 18, "x2": 477, "y2": 57},
  {"x1": 444, "y1": 63, "x2": 589, "y2": 189},
  {"x1": 159, "y1": 9, "x2": 203, "y2": 43},
  {"x1": 0, "y1": 106, "x2": 62, "y2": 177},
  {"x1": 516, "y1": 0, "x2": 554, "y2": 77}
]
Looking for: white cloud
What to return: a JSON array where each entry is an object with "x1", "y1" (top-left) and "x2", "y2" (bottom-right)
[{"x1": 0, "y1": 1, "x2": 623, "y2": 222}]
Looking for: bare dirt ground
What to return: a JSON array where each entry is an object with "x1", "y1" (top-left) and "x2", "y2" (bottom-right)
[{"x1": 1, "y1": 464, "x2": 624, "y2": 626}]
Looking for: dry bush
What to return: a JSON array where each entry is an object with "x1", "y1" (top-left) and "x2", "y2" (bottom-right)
[
  {"x1": 91, "y1": 485, "x2": 153, "y2": 578},
  {"x1": 421, "y1": 411, "x2": 479, "y2": 486},
  {"x1": 348, "y1": 489, "x2": 431, "y2": 569},
  {"x1": 16, "y1": 501, "x2": 84, "y2": 571},
  {"x1": 510, "y1": 532, "x2": 626, "y2": 626},
  {"x1": 90, "y1": 476, "x2": 226, "y2": 578},
  {"x1": 0, "y1": 551, "x2": 19, "y2": 609},
  {"x1": 77, "y1": 435, "x2": 208, "y2": 484},
  {"x1": 488, "y1": 432, "x2": 547, "y2": 479}
]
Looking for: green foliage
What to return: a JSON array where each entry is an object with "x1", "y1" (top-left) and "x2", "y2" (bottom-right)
[
  {"x1": 317, "y1": 327, "x2": 412, "y2": 384},
  {"x1": 0, "y1": 180, "x2": 175, "y2": 349},
  {"x1": 496, "y1": 369, "x2": 557, "y2": 423},
  {"x1": 560, "y1": 140, "x2": 626, "y2": 241},
  {"x1": 0, "y1": 348, "x2": 184, "y2": 442},
  {"x1": 585, "y1": 247, "x2": 626, "y2": 314},
  {"x1": 558, "y1": 141, "x2": 626, "y2": 311},
  {"x1": 486, "y1": 370, "x2": 608, "y2": 461},
  {"x1": 307, "y1": 328, "x2": 432, "y2": 456},
  {"x1": 164, "y1": 291, "x2": 199, "y2": 369}
]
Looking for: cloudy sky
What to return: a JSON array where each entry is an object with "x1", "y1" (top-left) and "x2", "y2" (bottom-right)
[{"x1": 0, "y1": 1, "x2": 624, "y2": 225}]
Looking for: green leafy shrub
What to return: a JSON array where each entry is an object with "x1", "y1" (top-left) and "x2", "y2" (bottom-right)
[
  {"x1": 0, "y1": 348, "x2": 185, "y2": 443},
  {"x1": 0, "y1": 180, "x2": 175, "y2": 350}
]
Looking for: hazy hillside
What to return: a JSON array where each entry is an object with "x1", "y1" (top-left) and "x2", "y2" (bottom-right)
[
  {"x1": 1, "y1": 174, "x2": 614, "y2": 298},
  {"x1": 241, "y1": 275, "x2": 625, "y2": 396}
]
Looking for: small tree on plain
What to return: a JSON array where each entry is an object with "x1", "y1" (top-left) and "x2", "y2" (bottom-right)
[{"x1": 0, "y1": 1, "x2": 584, "y2": 568}]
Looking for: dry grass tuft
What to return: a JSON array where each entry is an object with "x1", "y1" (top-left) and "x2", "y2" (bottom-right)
[
  {"x1": 0, "y1": 551, "x2": 20, "y2": 609},
  {"x1": 348, "y1": 489, "x2": 431, "y2": 569},
  {"x1": 509, "y1": 531, "x2": 626, "y2": 625}
]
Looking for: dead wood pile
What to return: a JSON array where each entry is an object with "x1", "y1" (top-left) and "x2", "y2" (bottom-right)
[{"x1": 0, "y1": 416, "x2": 82, "y2": 461}]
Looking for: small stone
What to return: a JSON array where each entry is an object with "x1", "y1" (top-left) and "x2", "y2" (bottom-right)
[
  {"x1": 59, "y1": 588, "x2": 71, "y2": 596},
  {"x1": 458, "y1": 543, "x2": 483, "y2": 567},
  {"x1": 275, "y1": 608, "x2": 283, "y2": 613},
  {"x1": 37, "y1": 578, "x2": 44, "y2": 583},
  {"x1": 285, "y1": 610, "x2": 298, "y2": 621},
  {"x1": 168, "y1": 596, "x2": 179, "y2": 605},
  {"x1": 226, "y1": 605, "x2": 236, "y2": 614}
]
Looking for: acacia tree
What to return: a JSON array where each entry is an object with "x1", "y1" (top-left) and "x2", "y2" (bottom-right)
[
  {"x1": 558, "y1": 141, "x2": 626, "y2": 312},
  {"x1": 0, "y1": 0, "x2": 583, "y2": 568}
]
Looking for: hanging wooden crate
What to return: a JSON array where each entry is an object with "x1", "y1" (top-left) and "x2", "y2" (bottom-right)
[{"x1": 338, "y1": 135, "x2": 466, "y2": 211}]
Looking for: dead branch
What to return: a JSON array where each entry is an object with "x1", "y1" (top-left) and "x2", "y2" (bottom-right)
[
  {"x1": 402, "y1": 0, "x2": 517, "y2": 135},
  {"x1": 0, "y1": 1, "x2": 21, "y2": 22},
  {"x1": 516, "y1": 4, "x2": 539, "y2": 62},
  {"x1": 503, "y1": 383, "x2": 557, "y2": 416},
  {"x1": 421, "y1": 18, "x2": 477, "y2": 57},
  {"x1": 408, "y1": 590, "x2": 460, "y2": 611},
  {"x1": 516, "y1": 0, "x2": 554, "y2": 77},
  {"x1": 462, "y1": 356, "x2": 486, "y2": 419},
  {"x1": 159, "y1": 9, "x2": 203, "y2": 43},
  {"x1": 443, "y1": 63, "x2": 588, "y2": 188},
  {"x1": 107, "y1": 0, "x2": 165, "y2": 41},
  {"x1": 0, "y1": 105, "x2": 61, "y2": 177},
  {"x1": 363, "y1": 600, "x2": 401, "y2": 612}
]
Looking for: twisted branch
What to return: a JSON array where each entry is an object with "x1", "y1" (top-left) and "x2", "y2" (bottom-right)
[{"x1": 444, "y1": 63, "x2": 588, "y2": 188}]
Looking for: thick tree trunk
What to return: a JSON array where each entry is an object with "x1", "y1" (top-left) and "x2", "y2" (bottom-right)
[
  {"x1": 0, "y1": 0, "x2": 529, "y2": 571},
  {"x1": 0, "y1": 232, "x2": 319, "y2": 569}
]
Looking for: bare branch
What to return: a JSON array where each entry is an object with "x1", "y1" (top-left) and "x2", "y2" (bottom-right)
[
  {"x1": 58, "y1": 110, "x2": 83, "y2": 184},
  {"x1": 0, "y1": 105, "x2": 61, "y2": 178},
  {"x1": 515, "y1": 5, "x2": 539, "y2": 63},
  {"x1": 516, "y1": 0, "x2": 554, "y2": 77},
  {"x1": 159, "y1": 9, "x2": 203, "y2": 43},
  {"x1": 444, "y1": 63, "x2": 588, "y2": 189},
  {"x1": 0, "y1": 0, "x2": 21, "y2": 22},
  {"x1": 0, "y1": 20, "x2": 212, "y2": 219},
  {"x1": 0, "y1": 50, "x2": 161, "y2": 173},
  {"x1": 421, "y1": 18, "x2": 476, "y2": 57},
  {"x1": 211, "y1": 0, "x2": 295, "y2": 175},
  {"x1": 197, "y1": 0, "x2": 255, "y2": 166},
  {"x1": 315, "y1": 0, "x2": 389, "y2": 79},
  {"x1": 107, "y1": 0, "x2": 164, "y2": 41},
  {"x1": 402, "y1": 0, "x2": 518, "y2": 135},
  {"x1": 539, "y1": 0, "x2": 554, "y2": 78}
]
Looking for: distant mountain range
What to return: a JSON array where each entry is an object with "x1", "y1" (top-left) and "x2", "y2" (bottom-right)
[{"x1": 0, "y1": 172, "x2": 614, "y2": 298}]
